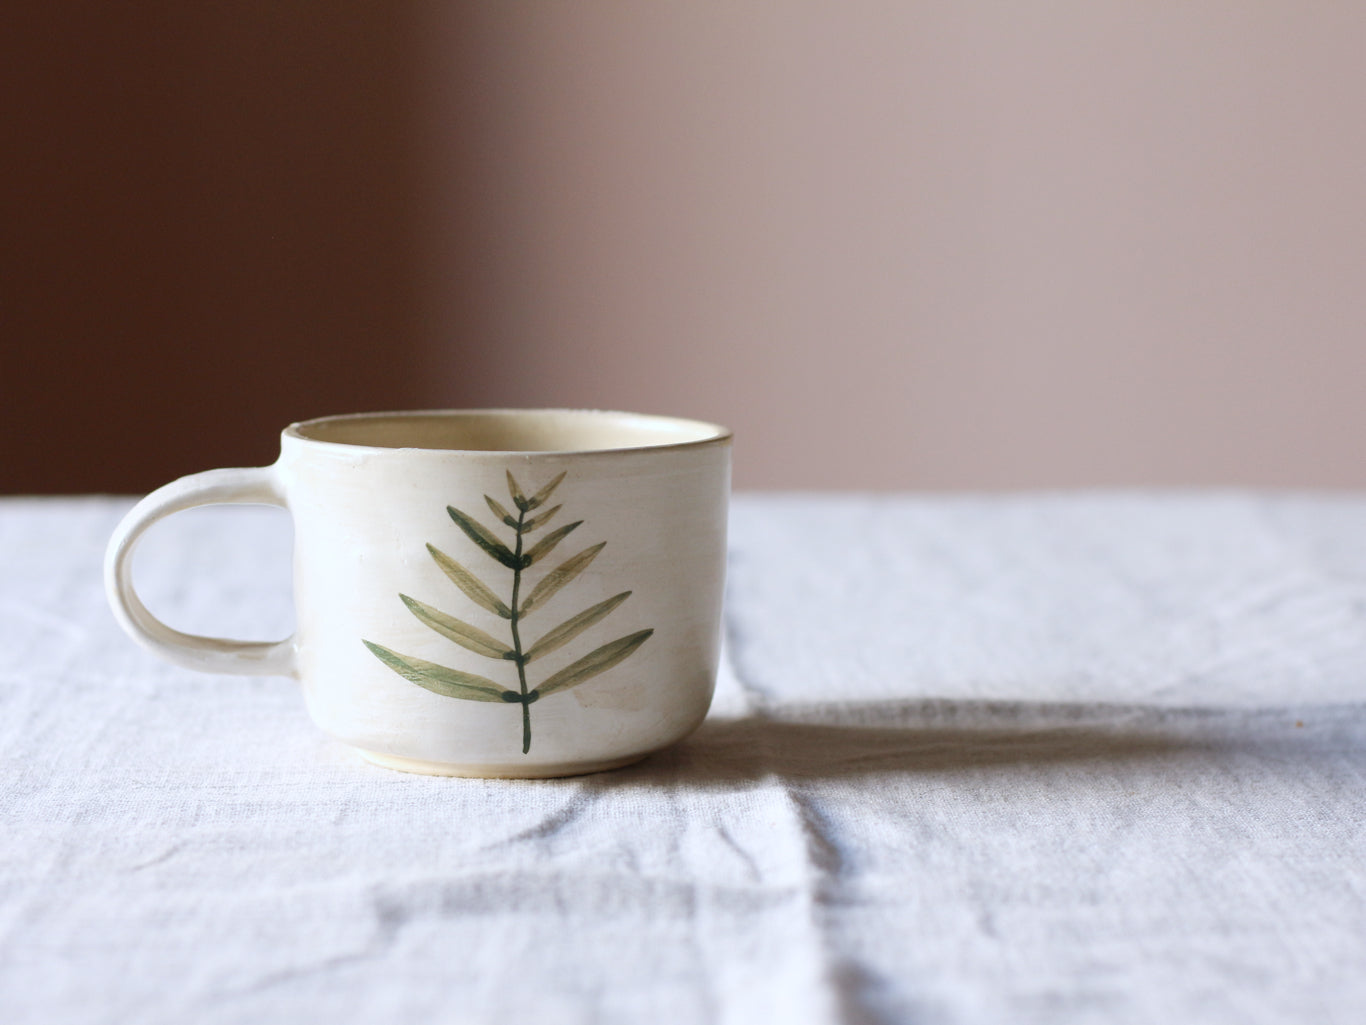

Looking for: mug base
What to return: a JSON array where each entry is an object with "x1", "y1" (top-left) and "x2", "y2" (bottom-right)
[{"x1": 353, "y1": 746, "x2": 650, "y2": 779}]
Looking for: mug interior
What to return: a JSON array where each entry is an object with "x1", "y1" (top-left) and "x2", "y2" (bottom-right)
[{"x1": 285, "y1": 409, "x2": 729, "y2": 454}]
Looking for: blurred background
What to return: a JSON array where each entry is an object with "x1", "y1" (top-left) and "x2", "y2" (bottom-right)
[{"x1": 4, "y1": 2, "x2": 1365, "y2": 493}]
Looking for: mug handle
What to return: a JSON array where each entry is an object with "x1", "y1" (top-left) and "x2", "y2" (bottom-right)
[{"x1": 104, "y1": 466, "x2": 298, "y2": 678}]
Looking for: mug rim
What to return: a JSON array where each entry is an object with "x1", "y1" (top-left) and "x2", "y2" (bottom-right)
[{"x1": 283, "y1": 408, "x2": 732, "y2": 456}]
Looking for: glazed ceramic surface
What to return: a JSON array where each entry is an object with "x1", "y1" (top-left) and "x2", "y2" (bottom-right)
[{"x1": 105, "y1": 410, "x2": 732, "y2": 777}]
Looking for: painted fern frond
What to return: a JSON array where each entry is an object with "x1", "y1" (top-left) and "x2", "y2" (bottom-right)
[{"x1": 363, "y1": 471, "x2": 651, "y2": 753}]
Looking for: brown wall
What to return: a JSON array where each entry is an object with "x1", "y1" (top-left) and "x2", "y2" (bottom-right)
[
  {"x1": 6, "y1": 3, "x2": 1366, "y2": 492},
  {"x1": 2, "y1": 4, "x2": 466, "y2": 493}
]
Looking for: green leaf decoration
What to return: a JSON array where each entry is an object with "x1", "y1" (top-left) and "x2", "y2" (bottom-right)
[
  {"x1": 401, "y1": 595, "x2": 514, "y2": 660},
  {"x1": 520, "y1": 542, "x2": 606, "y2": 615},
  {"x1": 363, "y1": 641, "x2": 509, "y2": 702},
  {"x1": 485, "y1": 494, "x2": 518, "y2": 528},
  {"x1": 525, "y1": 591, "x2": 631, "y2": 663},
  {"x1": 523, "y1": 503, "x2": 562, "y2": 533},
  {"x1": 366, "y1": 470, "x2": 654, "y2": 754},
  {"x1": 427, "y1": 544, "x2": 512, "y2": 619},
  {"x1": 447, "y1": 505, "x2": 520, "y2": 569},
  {"x1": 524, "y1": 520, "x2": 583, "y2": 566},
  {"x1": 507, "y1": 470, "x2": 529, "y2": 511},
  {"x1": 537, "y1": 629, "x2": 654, "y2": 698},
  {"x1": 525, "y1": 471, "x2": 566, "y2": 511}
]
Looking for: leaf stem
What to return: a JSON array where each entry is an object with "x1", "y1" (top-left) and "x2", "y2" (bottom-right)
[{"x1": 509, "y1": 505, "x2": 531, "y2": 753}]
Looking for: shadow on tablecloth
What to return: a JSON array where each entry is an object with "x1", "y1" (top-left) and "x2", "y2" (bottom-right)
[{"x1": 601, "y1": 698, "x2": 1355, "y2": 784}]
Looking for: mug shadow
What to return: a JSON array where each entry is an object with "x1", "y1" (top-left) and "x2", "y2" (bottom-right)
[{"x1": 595, "y1": 697, "x2": 1238, "y2": 786}]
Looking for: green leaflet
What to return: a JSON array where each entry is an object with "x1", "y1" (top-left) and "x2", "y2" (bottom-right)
[
  {"x1": 362, "y1": 641, "x2": 509, "y2": 702},
  {"x1": 520, "y1": 542, "x2": 606, "y2": 615},
  {"x1": 537, "y1": 629, "x2": 654, "y2": 698},
  {"x1": 524, "y1": 591, "x2": 631, "y2": 663},
  {"x1": 401, "y1": 595, "x2": 513, "y2": 660},
  {"x1": 524, "y1": 520, "x2": 583, "y2": 566},
  {"x1": 525, "y1": 471, "x2": 566, "y2": 511},
  {"x1": 447, "y1": 505, "x2": 521, "y2": 568},
  {"x1": 427, "y1": 544, "x2": 512, "y2": 619},
  {"x1": 522, "y1": 503, "x2": 562, "y2": 532},
  {"x1": 507, "y1": 469, "x2": 563, "y2": 511},
  {"x1": 506, "y1": 470, "x2": 529, "y2": 511},
  {"x1": 485, "y1": 494, "x2": 518, "y2": 528}
]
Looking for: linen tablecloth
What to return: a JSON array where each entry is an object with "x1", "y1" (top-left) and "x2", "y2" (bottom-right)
[{"x1": 1, "y1": 493, "x2": 1363, "y2": 1024}]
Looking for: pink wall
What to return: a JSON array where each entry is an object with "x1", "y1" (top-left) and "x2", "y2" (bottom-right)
[
  {"x1": 6, "y1": 3, "x2": 1366, "y2": 491},
  {"x1": 415, "y1": 2, "x2": 1366, "y2": 489}
]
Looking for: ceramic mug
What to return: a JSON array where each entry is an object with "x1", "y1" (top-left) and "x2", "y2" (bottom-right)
[{"x1": 105, "y1": 409, "x2": 731, "y2": 777}]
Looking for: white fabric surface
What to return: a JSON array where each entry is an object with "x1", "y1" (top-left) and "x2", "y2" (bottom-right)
[{"x1": 2, "y1": 493, "x2": 1364, "y2": 1024}]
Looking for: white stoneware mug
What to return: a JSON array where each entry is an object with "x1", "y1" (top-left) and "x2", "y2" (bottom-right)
[{"x1": 105, "y1": 409, "x2": 731, "y2": 777}]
